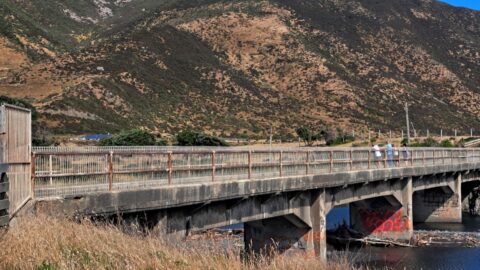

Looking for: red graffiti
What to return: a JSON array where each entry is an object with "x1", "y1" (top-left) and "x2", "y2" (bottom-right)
[
  {"x1": 303, "y1": 230, "x2": 326, "y2": 242},
  {"x1": 358, "y1": 208, "x2": 410, "y2": 232}
]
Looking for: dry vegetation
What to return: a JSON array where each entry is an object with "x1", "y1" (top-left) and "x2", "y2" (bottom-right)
[{"x1": 0, "y1": 215, "x2": 356, "y2": 270}]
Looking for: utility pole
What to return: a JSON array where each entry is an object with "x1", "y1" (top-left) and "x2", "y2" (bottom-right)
[{"x1": 405, "y1": 102, "x2": 411, "y2": 144}]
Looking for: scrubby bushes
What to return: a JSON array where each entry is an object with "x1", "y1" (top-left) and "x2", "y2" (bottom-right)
[
  {"x1": 296, "y1": 126, "x2": 355, "y2": 146},
  {"x1": 100, "y1": 129, "x2": 166, "y2": 146},
  {"x1": 409, "y1": 137, "x2": 455, "y2": 148},
  {"x1": 176, "y1": 131, "x2": 228, "y2": 146}
]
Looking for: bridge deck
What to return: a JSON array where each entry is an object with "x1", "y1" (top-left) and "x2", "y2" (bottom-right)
[{"x1": 31, "y1": 147, "x2": 480, "y2": 199}]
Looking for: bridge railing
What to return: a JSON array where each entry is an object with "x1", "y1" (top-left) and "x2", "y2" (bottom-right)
[{"x1": 31, "y1": 147, "x2": 480, "y2": 198}]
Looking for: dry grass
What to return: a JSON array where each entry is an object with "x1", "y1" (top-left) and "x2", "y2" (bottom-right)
[{"x1": 0, "y1": 215, "x2": 356, "y2": 270}]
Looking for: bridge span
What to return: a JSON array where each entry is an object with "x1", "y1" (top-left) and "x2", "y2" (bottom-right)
[{"x1": 31, "y1": 147, "x2": 480, "y2": 259}]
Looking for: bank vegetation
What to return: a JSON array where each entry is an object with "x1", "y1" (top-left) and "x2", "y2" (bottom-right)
[{"x1": 0, "y1": 215, "x2": 356, "y2": 270}]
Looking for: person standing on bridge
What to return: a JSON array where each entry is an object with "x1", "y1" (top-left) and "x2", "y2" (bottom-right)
[
  {"x1": 386, "y1": 143, "x2": 394, "y2": 167},
  {"x1": 401, "y1": 143, "x2": 409, "y2": 166},
  {"x1": 373, "y1": 144, "x2": 382, "y2": 167}
]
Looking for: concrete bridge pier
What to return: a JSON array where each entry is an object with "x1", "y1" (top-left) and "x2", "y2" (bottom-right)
[
  {"x1": 243, "y1": 189, "x2": 327, "y2": 260},
  {"x1": 149, "y1": 190, "x2": 328, "y2": 260},
  {"x1": 349, "y1": 177, "x2": 413, "y2": 242},
  {"x1": 413, "y1": 173, "x2": 462, "y2": 223}
]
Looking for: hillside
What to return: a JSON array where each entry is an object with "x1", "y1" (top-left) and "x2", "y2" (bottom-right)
[{"x1": 0, "y1": 0, "x2": 479, "y2": 138}]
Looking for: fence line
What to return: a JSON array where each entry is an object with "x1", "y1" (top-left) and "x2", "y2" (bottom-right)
[{"x1": 32, "y1": 147, "x2": 480, "y2": 199}]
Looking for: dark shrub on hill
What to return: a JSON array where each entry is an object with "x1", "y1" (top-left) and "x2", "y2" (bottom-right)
[
  {"x1": 100, "y1": 129, "x2": 166, "y2": 146},
  {"x1": 176, "y1": 131, "x2": 228, "y2": 146}
]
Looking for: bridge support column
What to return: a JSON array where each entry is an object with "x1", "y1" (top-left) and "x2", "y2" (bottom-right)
[
  {"x1": 462, "y1": 181, "x2": 480, "y2": 216},
  {"x1": 244, "y1": 190, "x2": 327, "y2": 260},
  {"x1": 413, "y1": 173, "x2": 462, "y2": 223},
  {"x1": 349, "y1": 177, "x2": 413, "y2": 241}
]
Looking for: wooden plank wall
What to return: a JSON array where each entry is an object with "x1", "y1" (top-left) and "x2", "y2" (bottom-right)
[
  {"x1": 0, "y1": 104, "x2": 32, "y2": 216},
  {"x1": 0, "y1": 164, "x2": 9, "y2": 227}
]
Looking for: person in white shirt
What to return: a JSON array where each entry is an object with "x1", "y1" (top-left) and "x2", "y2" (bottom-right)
[{"x1": 372, "y1": 144, "x2": 382, "y2": 167}]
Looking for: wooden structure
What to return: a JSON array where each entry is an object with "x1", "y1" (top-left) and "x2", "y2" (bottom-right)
[
  {"x1": 0, "y1": 104, "x2": 32, "y2": 217},
  {"x1": 0, "y1": 164, "x2": 9, "y2": 227}
]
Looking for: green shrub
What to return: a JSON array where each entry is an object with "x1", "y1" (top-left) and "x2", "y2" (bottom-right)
[
  {"x1": 440, "y1": 139, "x2": 454, "y2": 148},
  {"x1": 176, "y1": 131, "x2": 228, "y2": 146},
  {"x1": 409, "y1": 137, "x2": 455, "y2": 147},
  {"x1": 100, "y1": 129, "x2": 166, "y2": 146},
  {"x1": 296, "y1": 126, "x2": 314, "y2": 146},
  {"x1": 326, "y1": 135, "x2": 355, "y2": 146}
]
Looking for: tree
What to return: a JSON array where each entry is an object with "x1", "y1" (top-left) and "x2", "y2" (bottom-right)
[
  {"x1": 100, "y1": 129, "x2": 166, "y2": 146},
  {"x1": 176, "y1": 131, "x2": 228, "y2": 146},
  {"x1": 296, "y1": 127, "x2": 314, "y2": 146}
]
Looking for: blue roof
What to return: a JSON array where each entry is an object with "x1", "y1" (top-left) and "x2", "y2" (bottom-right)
[{"x1": 84, "y1": 134, "x2": 112, "y2": 140}]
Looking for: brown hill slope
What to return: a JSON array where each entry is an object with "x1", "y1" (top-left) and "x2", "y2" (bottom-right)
[{"x1": 0, "y1": 0, "x2": 479, "y2": 138}]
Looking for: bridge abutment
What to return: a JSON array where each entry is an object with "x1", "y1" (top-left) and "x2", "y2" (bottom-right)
[
  {"x1": 244, "y1": 190, "x2": 327, "y2": 260},
  {"x1": 413, "y1": 173, "x2": 462, "y2": 223}
]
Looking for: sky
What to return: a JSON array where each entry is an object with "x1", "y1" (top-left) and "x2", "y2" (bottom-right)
[{"x1": 438, "y1": 0, "x2": 480, "y2": 10}]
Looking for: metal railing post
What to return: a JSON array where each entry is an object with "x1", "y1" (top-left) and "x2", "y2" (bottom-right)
[
  {"x1": 279, "y1": 151, "x2": 283, "y2": 177},
  {"x1": 31, "y1": 152, "x2": 36, "y2": 198},
  {"x1": 368, "y1": 149, "x2": 371, "y2": 169},
  {"x1": 48, "y1": 154, "x2": 53, "y2": 186},
  {"x1": 350, "y1": 149, "x2": 353, "y2": 171},
  {"x1": 306, "y1": 151, "x2": 310, "y2": 175},
  {"x1": 411, "y1": 149, "x2": 414, "y2": 166},
  {"x1": 422, "y1": 150, "x2": 426, "y2": 165},
  {"x1": 248, "y1": 151, "x2": 252, "y2": 179},
  {"x1": 329, "y1": 151, "x2": 334, "y2": 173},
  {"x1": 384, "y1": 148, "x2": 387, "y2": 168},
  {"x1": 108, "y1": 151, "x2": 113, "y2": 191},
  {"x1": 433, "y1": 150, "x2": 435, "y2": 165},
  {"x1": 167, "y1": 152, "x2": 173, "y2": 185},
  {"x1": 211, "y1": 151, "x2": 216, "y2": 182}
]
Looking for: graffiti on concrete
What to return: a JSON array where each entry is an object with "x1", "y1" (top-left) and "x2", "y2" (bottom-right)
[{"x1": 358, "y1": 208, "x2": 410, "y2": 232}]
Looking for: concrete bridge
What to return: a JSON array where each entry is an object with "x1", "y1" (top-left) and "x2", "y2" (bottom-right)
[{"x1": 29, "y1": 147, "x2": 480, "y2": 259}]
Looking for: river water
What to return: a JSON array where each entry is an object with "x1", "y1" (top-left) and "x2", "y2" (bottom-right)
[{"x1": 328, "y1": 207, "x2": 480, "y2": 270}]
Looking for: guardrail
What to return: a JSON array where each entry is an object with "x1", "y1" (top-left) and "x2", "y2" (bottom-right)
[
  {"x1": 0, "y1": 164, "x2": 9, "y2": 227},
  {"x1": 464, "y1": 139, "x2": 480, "y2": 148},
  {"x1": 31, "y1": 147, "x2": 480, "y2": 199}
]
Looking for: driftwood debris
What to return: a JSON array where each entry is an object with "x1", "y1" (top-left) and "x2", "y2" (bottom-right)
[{"x1": 327, "y1": 224, "x2": 414, "y2": 248}]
